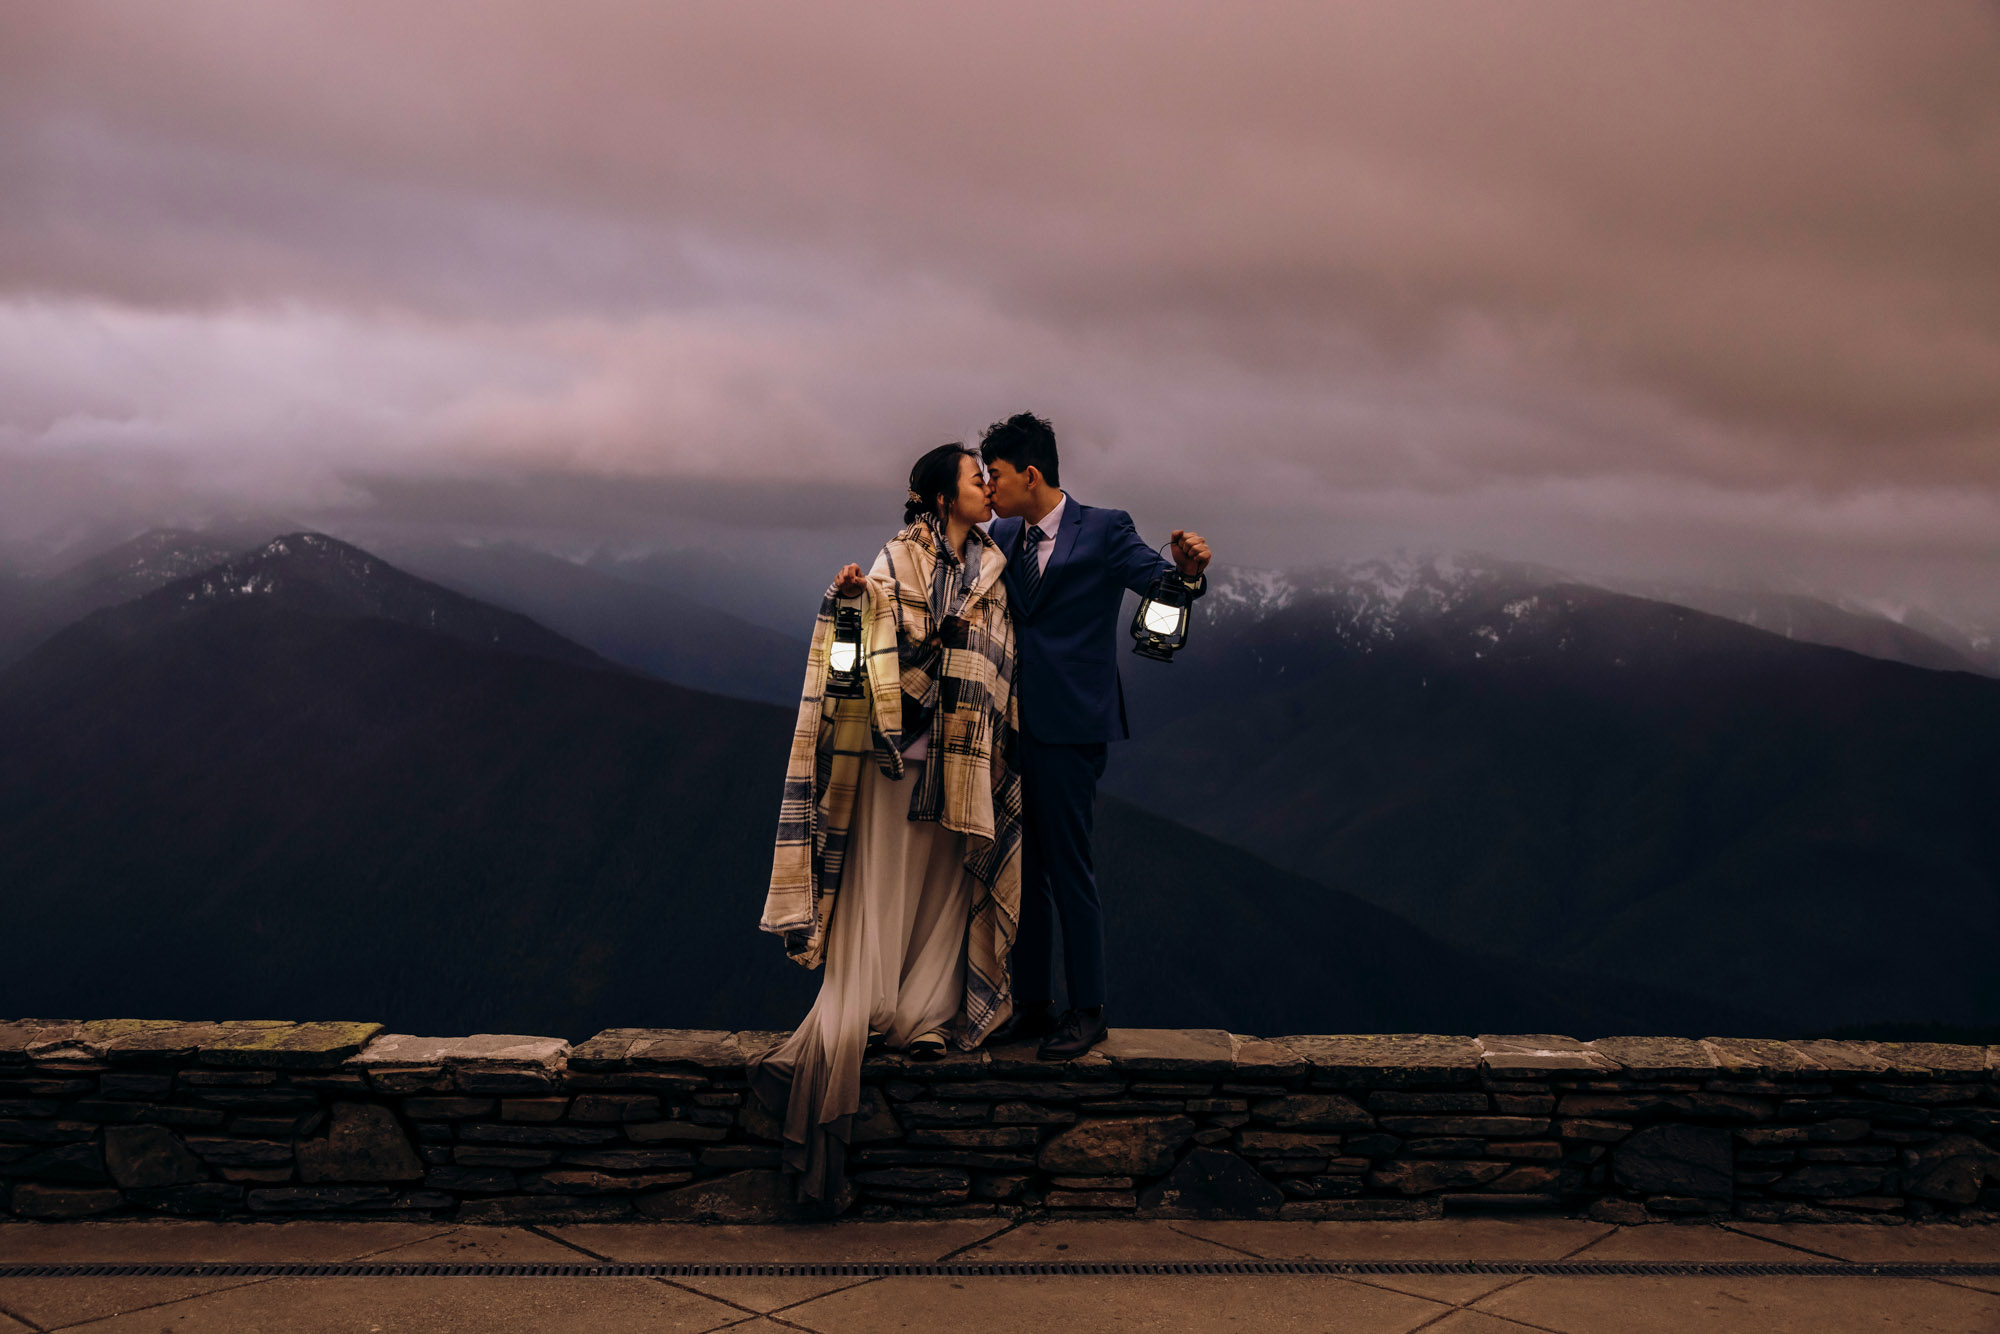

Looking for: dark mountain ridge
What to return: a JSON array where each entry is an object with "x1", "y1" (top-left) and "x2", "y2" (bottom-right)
[
  {"x1": 1598, "y1": 579, "x2": 1986, "y2": 676},
  {"x1": 1201, "y1": 553, "x2": 1991, "y2": 677},
  {"x1": 379, "y1": 539, "x2": 808, "y2": 705},
  {"x1": 82, "y1": 531, "x2": 608, "y2": 671},
  {"x1": 0, "y1": 526, "x2": 254, "y2": 665},
  {"x1": 0, "y1": 542, "x2": 1768, "y2": 1039},
  {"x1": 1116, "y1": 573, "x2": 2000, "y2": 1031}
]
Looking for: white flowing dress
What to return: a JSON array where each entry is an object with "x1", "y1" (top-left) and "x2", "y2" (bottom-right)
[{"x1": 745, "y1": 725, "x2": 978, "y2": 1203}]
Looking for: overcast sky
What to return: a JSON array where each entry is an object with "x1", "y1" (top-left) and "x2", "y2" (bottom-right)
[{"x1": 3, "y1": 2, "x2": 1998, "y2": 622}]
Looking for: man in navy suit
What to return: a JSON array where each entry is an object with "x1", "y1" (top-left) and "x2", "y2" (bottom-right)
[{"x1": 979, "y1": 413, "x2": 1211, "y2": 1058}]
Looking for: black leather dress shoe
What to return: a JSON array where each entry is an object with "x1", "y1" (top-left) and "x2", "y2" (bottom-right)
[
  {"x1": 1038, "y1": 1008, "x2": 1107, "y2": 1060},
  {"x1": 988, "y1": 1003, "x2": 1060, "y2": 1045}
]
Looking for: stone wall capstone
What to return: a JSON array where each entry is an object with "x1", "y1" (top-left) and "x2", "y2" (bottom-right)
[{"x1": 4, "y1": 1021, "x2": 1998, "y2": 1225}]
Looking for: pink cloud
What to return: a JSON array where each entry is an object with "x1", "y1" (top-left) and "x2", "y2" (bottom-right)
[{"x1": 1, "y1": 0, "x2": 1997, "y2": 614}]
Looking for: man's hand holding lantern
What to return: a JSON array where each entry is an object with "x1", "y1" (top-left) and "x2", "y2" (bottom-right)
[{"x1": 1170, "y1": 530, "x2": 1211, "y2": 579}]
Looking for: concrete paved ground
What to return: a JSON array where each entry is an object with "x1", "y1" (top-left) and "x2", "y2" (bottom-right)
[{"x1": 0, "y1": 1216, "x2": 1995, "y2": 1333}]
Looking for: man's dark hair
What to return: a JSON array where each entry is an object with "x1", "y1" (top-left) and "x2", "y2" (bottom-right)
[{"x1": 979, "y1": 412, "x2": 1060, "y2": 489}]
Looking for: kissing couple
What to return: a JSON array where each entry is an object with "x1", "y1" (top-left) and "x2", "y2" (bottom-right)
[{"x1": 749, "y1": 411, "x2": 1211, "y2": 1203}]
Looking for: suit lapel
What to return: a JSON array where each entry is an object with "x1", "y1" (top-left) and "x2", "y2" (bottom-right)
[
  {"x1": 995, "y1": 517, "x2": 1024, "y2": 564},
  {"x1": 993, "y1": 518, "x2": 1025, "y2": 608},
  {"x1": 1040, "y1": 497, "x2": 1084, "y2": 601}
]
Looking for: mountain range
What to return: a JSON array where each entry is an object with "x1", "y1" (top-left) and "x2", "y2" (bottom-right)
[
  {"x1": 0, "y1": 526, "x2": 808, "y2": 705},
  {"x1": 4, "y1": 529, "x2": 1994, "y2": 1039},
  {"x1": 0, "y1": 526, "x2": 259, "y2": 665},
  {"x1": 0, "y1": 533, "x2": 1771, "y2": 1039},
  {"x1": 377, "y1": 539, "x2": 807, "y2": 705},
  {"x1": 81, "y1": 532, "x2": 609, "y2": 670},
  {"x1": 1198, "y1": 553, "x2": 1997, "y2": 677},
  {"x1": 1114, "y1": 553, "x2": 2000, "y2": 1032}
]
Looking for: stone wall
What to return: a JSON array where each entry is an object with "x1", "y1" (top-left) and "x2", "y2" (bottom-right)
[{"x1": 4, "y1": 1022, "x2": 1998, "y2": 1224}]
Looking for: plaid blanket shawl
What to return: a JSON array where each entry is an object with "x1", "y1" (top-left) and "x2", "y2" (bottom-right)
[{"x1": 759, "y1": 521, "x2": 1023, "y2": 1048}]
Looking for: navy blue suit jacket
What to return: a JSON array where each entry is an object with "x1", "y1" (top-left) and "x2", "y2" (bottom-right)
[{"x1": 991, "y1": 498, "x2": 1203, "y2": 745}]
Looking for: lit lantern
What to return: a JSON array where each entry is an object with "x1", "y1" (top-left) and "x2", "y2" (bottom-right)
[
  {"x1": 1130, "y1": 557, "x2": 1195, "y2": 662},
  {"x1": 825, "y1": 603, "x2": 866, "y2": 697}
]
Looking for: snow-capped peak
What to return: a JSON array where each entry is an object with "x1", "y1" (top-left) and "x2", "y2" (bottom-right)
[{"x1": 1209, "y1": 549, "x2": 1566, "y2": 640}]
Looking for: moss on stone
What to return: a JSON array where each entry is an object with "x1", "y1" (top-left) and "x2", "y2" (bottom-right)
[
  {"x1": 200, "y1": 1021, "x2": 384, "y2": 1069},
  {"x1": 77, "y1": 1020, "x2": 221, "y2": 1061}
]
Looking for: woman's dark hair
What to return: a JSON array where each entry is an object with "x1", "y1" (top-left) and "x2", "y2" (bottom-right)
[
  {"x1": 978, "y1": 411, "x2": 1060, "y2": 488},
  {"x1": 904, "y1": 443, "x2": 977, "y2": 525}
]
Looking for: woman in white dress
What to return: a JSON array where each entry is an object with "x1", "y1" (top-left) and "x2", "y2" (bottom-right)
[{"x1": 750, "y1": 444, "x2": 1024, "y2": 1205}]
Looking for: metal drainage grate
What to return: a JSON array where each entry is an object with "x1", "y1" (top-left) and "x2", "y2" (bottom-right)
[{"x1": 2, "y1": 1260, "x2": 1995, "y2": 1279}]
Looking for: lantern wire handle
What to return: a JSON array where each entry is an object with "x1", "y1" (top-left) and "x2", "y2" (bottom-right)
[{"x1": 1131, "y1": 538, "x2": 1194, "y2": 662}]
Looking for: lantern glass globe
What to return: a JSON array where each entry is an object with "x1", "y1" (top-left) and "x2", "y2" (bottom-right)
[
  {"x1": 828, "y1": 640, "x2": 859, "y2": 674},
  {"x1": 1142, "y1": 601, "x2": 1185, "y2": 635}
]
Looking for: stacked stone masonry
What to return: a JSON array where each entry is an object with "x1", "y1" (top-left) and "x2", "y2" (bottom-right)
[{"x1": 4, "y1": 1021, "x2": 1998, "y2": 1225}]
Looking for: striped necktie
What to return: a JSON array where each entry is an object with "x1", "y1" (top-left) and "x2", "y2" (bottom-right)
[{"x1": 1015, "y1": 524, "x2": 1046, "y2": 604}]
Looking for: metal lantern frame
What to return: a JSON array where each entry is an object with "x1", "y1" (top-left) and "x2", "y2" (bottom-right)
[
  {"x1": 825, "y1": 601, "x2": 867, "y2": 697},
  {"x1": 1130, "y1": 540, "x2": 1196, "y2": 662}
]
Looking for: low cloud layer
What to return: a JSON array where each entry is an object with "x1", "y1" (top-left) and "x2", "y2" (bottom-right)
[{"x1": 3, "y1": 2, "x2": 1998, "y2": 620}]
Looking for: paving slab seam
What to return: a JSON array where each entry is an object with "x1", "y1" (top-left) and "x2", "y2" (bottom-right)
[
  {"x1": 1316, "y1": 1268, "x2": 1464, "y2": 1326},
  {"x1": 15, "y1": 1222, "x2": 486, "y2": 1334},
  {"x1": 934, "y1": 1217, "x2": 1028, "y2": 1263},
  {"x1": 1161, "y1": 1221, "x2": 1267, "y2": 1261},
  {"x1": 329, "y1": 1224, "x2": 462, "y2": 1263},
  {"x1": 33, "y1": 1277, "x2": 277, "y2": 1334},
  {"x1": 760, "y1": 1277, "x2": 878, "y2": 1324},
  {"x1": 532, "y1": 1224, "x2": 780, "y2": 1328},
  {"x1": 521, "y1": 1222, "x2": 780, "y2": 1327},
  {"x1": 735, "y1": 1216, "x2": 1035, "y2": 1331},
  {"x1": 0, "y1": 1294, "x2": 44, "y2": 1334},
  {"x1": 1714, "y1": 1221, "x2": 1860, "y2": 1265},
  {"x1": 23, "y1": 1224, "x2": 496, "y2": 1334},
  {"x1": 760, "y1": 1213, "x2": 1036, "y2": 1325},
  {"x1": 521, "y1": 1222, "x2": 613, "y2": 1261},
  {"x1": 1156, "y1": 1218, "x2": 1514, "y2": 1320},
  {"x1": 1412, "y1": 1302, "x2": 1563, "y2": 1334},
  {"x1": 1926, "y1": 1274, "x2": 2000, "y2": 1301},
  {"x1": 708, "y1": 1306, "x2": 827, "y2": 1334},
  {"x1": 1443, "y1": 1222, "x2": 1624, "y2": 1332},
  {"x1": 1547, "y1": 1225, "x2": 1619, "y2": 1262},
  {"x1": 522, "y1": 1219, "x2": 869, "y2": 1332}
]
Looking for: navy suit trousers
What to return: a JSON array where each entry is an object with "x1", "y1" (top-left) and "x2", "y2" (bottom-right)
[{"x1": 1013, "y1": 732, "x2": 1110, "y2": 1011}]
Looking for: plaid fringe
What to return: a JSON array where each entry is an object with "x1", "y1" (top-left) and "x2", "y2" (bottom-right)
[{"x1": 760, "y1": 522, "x2": 1023, "y2": 1048}]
